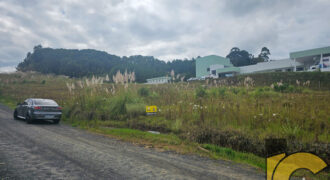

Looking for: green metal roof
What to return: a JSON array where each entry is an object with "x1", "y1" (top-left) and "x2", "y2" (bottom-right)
[
  {"x1": 290, "y1": 46, "x2": 330, "y2": 59},
  {"x1": 216, "y1": 67, "x2": 240, "y2": 74},
  {"x1": 196, "y1": 55, "x2": 233, "y2": 66}
]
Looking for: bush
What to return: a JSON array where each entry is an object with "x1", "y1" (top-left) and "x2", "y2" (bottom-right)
[
  {"x1": 224, "y1": 72, "x2": 330, "y2": 90},
  {"x1": 209, "y1": 88, "x2": 218, "y2": 97},
  {"x1": 251, "y1": 87, "x2": 279, "y2": 98},
  {"x1": 230, "y1": 87, "x2": 240, "y2": 95},
  {"x1": 273, "y1": 83, "x2": 303, "y2": 93},
  {"x1": 195, "y1": 86, "x2": 207, "y2": 98},
  {"x1": 150, "y1": 91, "x2": 160, "y2": 99},
  {"x1": 107, "y1": 93, "x2": 145, "y2": 120},
  {"x1": 218, "y1": 87, "x2": 227, "y2": 97},
  {"x1": 109, "y1": 95, "x2": 127, "y2": 120},
  {"x1": 138, "y1": 87, "x2": 150, "y2": 97},
  {"x1": 126, "y1": 103, "x2": 146, "y2": 118}
]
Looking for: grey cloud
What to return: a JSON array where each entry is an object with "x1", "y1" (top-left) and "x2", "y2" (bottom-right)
[
  {"x1": 0, "y1": 0, "x2": 329, "y2": 67},
  {"x1": 223, "y1": 0, "x2": 300, "y2": 16},
  {"x1": 0, "y1": 66, "x2": 16, "y2": 73}
]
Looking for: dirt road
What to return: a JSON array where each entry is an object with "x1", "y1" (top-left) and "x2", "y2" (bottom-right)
[{"x1": 0, "y1": 105, "x2": 264, "y2": 179}]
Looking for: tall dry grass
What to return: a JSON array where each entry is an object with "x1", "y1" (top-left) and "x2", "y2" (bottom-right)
[{"x1": 0, "y1": 72, "x2": 329, "y2": 158}]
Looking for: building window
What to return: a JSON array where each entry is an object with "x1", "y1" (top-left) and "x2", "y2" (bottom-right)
[
  {"x1": 296, "y1": 67, "x2": 304, "y2": 71},
  {"x1": 207, "y1": 68, "x2": 210, "y2": 72},
  {"x1": 211, "y1": 70, "x2": 216, "y2": 75},
  {"x1": 218, "y1": 73, "x2": 225, "y2": 78}
]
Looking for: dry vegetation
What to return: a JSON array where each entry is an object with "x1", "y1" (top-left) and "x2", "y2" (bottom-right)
[{"x1": 0, "y1": 71, "x2": 329, "y2": 164}]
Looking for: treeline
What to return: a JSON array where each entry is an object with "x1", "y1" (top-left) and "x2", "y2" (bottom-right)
[{"x1": 17, "y1": 45, "x2": 195, "y2": 82}]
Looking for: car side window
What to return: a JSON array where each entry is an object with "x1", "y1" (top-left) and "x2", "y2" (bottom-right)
[{"x1": 23, "y1": 101, "x2": 28, "y2": 105}]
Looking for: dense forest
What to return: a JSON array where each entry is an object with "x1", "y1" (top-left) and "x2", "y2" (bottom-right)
[{"x1": 17, "y1": 45, "x2": 196, "y2": 82}]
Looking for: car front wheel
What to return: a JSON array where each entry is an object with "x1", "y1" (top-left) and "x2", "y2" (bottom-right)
[
  {"x1": 13, "y1": 110, "x2": 19, "y2": 120},
  {"x1": 26, "y1": 114, "x2": 34, "y2": 124}
]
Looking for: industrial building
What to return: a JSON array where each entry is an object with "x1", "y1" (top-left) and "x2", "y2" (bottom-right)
[
  {"x1": 195, "y1": 46, "x2": 330, "y2": 78},
  {"x1": 195, "y1": 55, "x2": 240, "y2": 78},
  {"x1": 290, "y1": 46, "x2": 330, "y2": 72},
  {"x1": 146, "y1": 76, "x2": 171, "y2": 84}
]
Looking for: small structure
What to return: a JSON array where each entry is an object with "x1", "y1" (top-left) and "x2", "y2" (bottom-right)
[{"x1": 146, "y1": 76, "x2": 171, "y2": 84}]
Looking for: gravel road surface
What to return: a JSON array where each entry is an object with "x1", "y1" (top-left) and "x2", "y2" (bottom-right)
[{"x1": 0, "y1": 104, "x2": 264, "y2": 179}]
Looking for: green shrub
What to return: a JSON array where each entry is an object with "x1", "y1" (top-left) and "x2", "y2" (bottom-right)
[
  {"x1": 238, "y1": 88, "x2": 247, "y2": 95},
  {"x1": 202, "y1": 144, "x2": 265, "y2": 170},
  {"x1": 150, "y1": 91, "x2": 160, "y2": 99},
  {"x1": 302, "y1": 88, "x2": 312, "y2": 94},
  {"x1": 106, "y1": 93, "x2": 145, "y2": 120},
  {"x1": 138, "y1": 87, "x2": 150, "y2": 97},
  {"x1": 251, "y1": 87, "x2": 279, "y2": 98},
  {"x1": 281, "y1": 123, "x2": 302, "y2": 141},
  {"x1": 195, "y1": 86, "x2": 207, "y2": 98},
  {"x1": 109, "y1": 95, "x2": 127, "y2": 120},
  {"x1": 123, "y1": 93, "x2": 142, "y2": 104},
  {"x1": 126, "y1": 103, "x2": 146, "y2": 118},
  {"x1": 273, "y1": 83, "x2": 303, "y2": 93},
  {"x1": 218, "y1": 87, "x2": 227, "y2": 97},
  {"x1": 209, "y1": 88, "x2": 218, "y2": 97},
  {"x1": 230, "y1": 87, "x2": 240, "y2": 95}
]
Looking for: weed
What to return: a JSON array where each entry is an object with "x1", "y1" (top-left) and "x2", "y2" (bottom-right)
[
  {"x1": 195, "y1": 86, "x2": 207, "y2": 98},
  {"x1": 138, "y1": 87, "x2": 150, "y2": 97},
  {"x1": 0, "y1": 72, "x2": 329, "y2": 165},
  {"x1": 202, "y1": 144, "x2": 265, "y2": 170},
  {"x1": 218, "y1": 87, "x2": 227, "y2": 97}
]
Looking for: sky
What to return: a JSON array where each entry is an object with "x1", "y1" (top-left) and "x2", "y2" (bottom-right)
[{"x1": 0, "y1": 0, "x2": 330, "y2": 72}]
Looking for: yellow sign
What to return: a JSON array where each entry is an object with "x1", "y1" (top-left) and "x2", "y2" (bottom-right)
[
  {"x1": 146, "y1": 106, "x2": 157, "y2": 113},
  {"x1": 267, "y1": 152, "x2": 327, "y2": 180}
]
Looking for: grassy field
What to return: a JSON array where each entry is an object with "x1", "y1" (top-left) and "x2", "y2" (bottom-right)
[{"x1": 0, "y1": 71, "x2": 329, "y2": 179}]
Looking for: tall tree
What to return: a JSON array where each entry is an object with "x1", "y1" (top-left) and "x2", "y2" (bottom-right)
[
  {"x1": 226, "y1": 47, "x2": 253, "y2": 67},
  {"x1": 258, "y1": 47, "x2": 271, "y2": 62}
]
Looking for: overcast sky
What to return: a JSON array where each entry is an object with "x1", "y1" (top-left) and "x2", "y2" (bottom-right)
[{"x1": 1, "y1": 0, "x2": 330, "y2": 70}]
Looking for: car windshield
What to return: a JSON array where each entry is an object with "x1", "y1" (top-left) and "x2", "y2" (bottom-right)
[{"x1": 33, "y1": 99, "x2": 58, "y2": 106}]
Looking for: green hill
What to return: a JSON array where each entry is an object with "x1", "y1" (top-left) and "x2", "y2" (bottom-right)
[{"x1": 17, "y1": 45, "x2": 195, "y2": 82}]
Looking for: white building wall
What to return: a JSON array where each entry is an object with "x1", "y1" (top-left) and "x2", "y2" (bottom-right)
[{"x1": 146, "y1": 77, "x2": 171, "y2": 84}]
